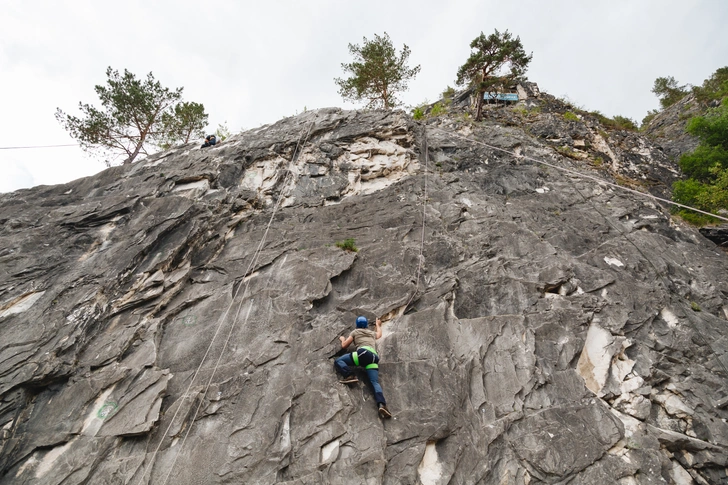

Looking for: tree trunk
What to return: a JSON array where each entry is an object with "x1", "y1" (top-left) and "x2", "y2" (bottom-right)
[
  {"x1": 475, "y1": 91, "x2": 484, "y2": 121},
  {"x1": 125, "y1": 136, "x2": 146, "y2": 165}
]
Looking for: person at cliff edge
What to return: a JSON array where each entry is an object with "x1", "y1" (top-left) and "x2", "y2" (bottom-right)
[
  {"x1": 201, "y1": 134, "x2": 217, "y2": 148},
  {"x1": 334, "y1": 316, "x2": 392, "y2": 419}
]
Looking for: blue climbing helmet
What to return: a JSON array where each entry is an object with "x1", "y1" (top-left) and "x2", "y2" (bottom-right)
[{"x1": 355, "y1": 316, "x2": 368, "y2": 328}]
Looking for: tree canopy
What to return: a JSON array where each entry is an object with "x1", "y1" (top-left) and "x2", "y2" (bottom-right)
[
  {"x1": 456, "y1": 29, "x2": 532, "y2": 120},
  {"x1": 160, "y1": 101, "x2": 209, "y2": 149},
  {"x1": 334, "y1": 32, "x2": 421, "y2": 109},
  {"x1": 56, "y1": 67, "x2": 208, "y2": 165},
  {"x1": 651, "y1": 76, "x2": 689, "y2": 109}
]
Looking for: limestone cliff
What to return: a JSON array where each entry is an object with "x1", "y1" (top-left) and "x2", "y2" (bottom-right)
[
  {"x1": 1, "y1": 105, "x2": 727, "y2": 484},
  {"x1": 643, "y1": 93, "x2": 703, "y2": 165}
]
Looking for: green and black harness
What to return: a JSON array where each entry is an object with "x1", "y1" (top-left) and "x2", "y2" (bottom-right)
[{"x1": 352, "y1": 346, "x2": 379, "y2": 370}]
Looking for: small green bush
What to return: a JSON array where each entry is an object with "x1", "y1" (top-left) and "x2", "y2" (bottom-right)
[
  {"x1": 673, "y1": 209, "x2": 716, "y2": 226},
  {"x1": 613, "y1": 115, "x2": 638, "y2": 131},
  {"x1": 430, "y1": 103, "x2": 445, "y2": 117},
  {"x1": 412, "y1": 107, "x2": 425, "y2": 120},
  {"x1": 590, "y1": 111, "x2": 637, "y2": 131},
  {"x1": 335, "y1": 238, "x2": 358, "y2": 252},
  {"x1": 563, "y1": 111, "x2": 579, "y2": 122},
  {"x1": 556, "y1": 146, "x2": 581, "y2": 160}
]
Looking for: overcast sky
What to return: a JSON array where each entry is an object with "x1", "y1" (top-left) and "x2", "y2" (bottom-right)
[{"x1": 2, "y1": 0, "x2": 726, "y2": 193}]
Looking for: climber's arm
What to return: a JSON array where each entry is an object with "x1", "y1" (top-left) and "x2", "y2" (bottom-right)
[{"x1": 339, "y1": 335, "x2": 354, "y2": 348}]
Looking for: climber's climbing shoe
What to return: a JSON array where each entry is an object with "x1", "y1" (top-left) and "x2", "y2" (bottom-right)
[
  {"x1": 339, "y1": 375, "x2": 358, "y2": 384},
  {"x1": 378, "y1": 404, "x2": 392, "y2": 419}
]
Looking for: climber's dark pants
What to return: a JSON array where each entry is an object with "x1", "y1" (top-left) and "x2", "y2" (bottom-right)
[{"x1": 334, "y1": 348, "x2": 386, "y2": 405}]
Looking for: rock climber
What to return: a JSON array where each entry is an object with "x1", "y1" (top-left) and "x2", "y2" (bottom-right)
[
  {"x1": 201, "y1": 134, "x2": 217, "y2": 148},
  {"x1": 334, "y1": 316, "x2": 392, "y2": 419}
]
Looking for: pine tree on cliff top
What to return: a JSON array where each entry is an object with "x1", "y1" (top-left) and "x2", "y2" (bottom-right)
[
  {"x1": 335, "y1": 32, "x2": 421, "y2": 109},
  {"x1": 456, "y1": 29, "x2": 532, "y2": 121},
  {"x1": 56, "y1": 67, "x2": 208, "y2": 165}
]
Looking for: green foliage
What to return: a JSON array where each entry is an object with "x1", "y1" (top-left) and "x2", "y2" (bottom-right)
[
  {"x1": 590, "y1": 111, "x2": 613, "y2": 128},
  {"x1": 430, "y1": 103, "x2": 446, "y2": 117},
  {"x1": 334, "y1": 32, "x2": 421, "y2": 109},
  {"x1": 411, "y1": 100, "x2": 446, "y2": 119},
  {"x1": 215, "y1": 122, "x2": 232, "y2": 141},
  {"x1": 160, "y1": 101, "x2": 208, "y2": 149},
  {"x1": 56, "y1": 67, "x2": 206, "y2": 165},
  {"x1": 685, "y1": 103, "x2": 728, "y2": 149},
  {"x1": 672, "y1": 99, "x2": 728, "y2": 224},
  {"x1": 675, "y1": 164, "x2": 728, "y2": 218},
  {"x1": 692, "y1": 66, "x2": 728, "y2": 104},
  {"x1": 690, "y1": 301, "x2": 701, "y2": 312},
  {"x1": 563, "y1": 111, "x2": 579, "y2": 122},
  {"x1": 456, "y1": 29, "x2": 532, "y2": 120},
  {"x1": 612, "y1": 115, "x2": 638, "y2": 131},
  {"x1": 652, "y1": 76, "x2": 689, "y2": 109},
  {"x1": 679, "y1": 145, "x2": 728, "y2": 182},
  {"x1": 335, "y1": 238, "x2": 358, "y2": 252},
  {"x1": 590, "y1": 111, "x2": 637, "y2": 131}
]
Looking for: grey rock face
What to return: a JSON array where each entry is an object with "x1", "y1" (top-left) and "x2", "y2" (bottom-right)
[
  {"x1": 643, "y1": 93, "x2": 703, "y2": 163},
  {"x1": 1, "y1": 107, "x2": 727, "y2": 484}
]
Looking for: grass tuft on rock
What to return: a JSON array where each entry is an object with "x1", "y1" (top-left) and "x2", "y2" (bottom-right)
[{"x1": 335, "y1": 238, "x2": 358, "y2": 252}]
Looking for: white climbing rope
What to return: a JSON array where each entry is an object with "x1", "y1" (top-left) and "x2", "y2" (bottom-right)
[
  {"x1": 400, "y1": 125, "x2": 430, "y2": 313},
  {"x1": 160, "y1": 118, "x2": 317, "y2": 485},
  {"x1": 428, "y1": 126, "x2": 728, "y2": 223},
  {"x1": 136, "y1": 117, "x2": 317, "y2": 485}
]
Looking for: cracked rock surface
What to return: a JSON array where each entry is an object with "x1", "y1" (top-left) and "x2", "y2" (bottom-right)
[{"x1": 1, "y1": 107, "x2": 727, "y2": 484}]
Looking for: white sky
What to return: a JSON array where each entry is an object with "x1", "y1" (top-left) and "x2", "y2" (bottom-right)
[{"x1": 2, "y1": 0, "x2": 726, "y2": 193}]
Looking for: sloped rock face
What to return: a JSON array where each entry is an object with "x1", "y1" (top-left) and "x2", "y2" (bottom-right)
[
  {"x1": 1, "y1": 107, "x2": 727, "y2": 484},
  {"x1": 450, "y1": 90, "x2": 682, "y2": 199},
  {"x1": 643, "y1": 94, "x2": 703, "y2": 163}
]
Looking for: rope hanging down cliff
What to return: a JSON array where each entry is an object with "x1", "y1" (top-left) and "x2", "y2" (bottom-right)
[
  {"x1": 428, "y1": 126, "x2": 728, "y2": 223},
  {"x1": 162, "y1": 119, "x2": 318, "y2": 484},
  {"x1": 399, "y1": 124, "x2": 430, "y2": 314},
  {"x1": 135, "y1": 117, "x2": 317, "y2": 485}
]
